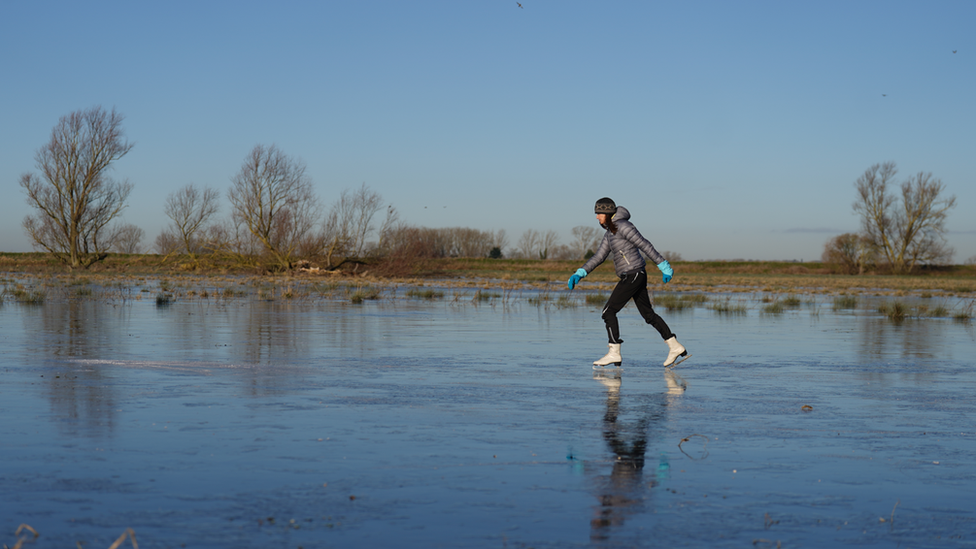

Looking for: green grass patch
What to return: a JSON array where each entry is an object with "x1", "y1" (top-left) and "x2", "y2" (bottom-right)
[
  {"x1": 710, "y1": 297, "x2": 747, "y2": 315},
  {"x1": 585, "y1": 292, "x2": 608, "y2": 305},
  {"x1": 781, "y1": 295, "x2": 803, "y2": 308},
  {"x1": 554, "y1": 294, "x2": 578, "y2": 308},
  {"x1": 9, "y1": 286, "x2": 46, "y2": 305},
  {"x1": 350, "y1": 286, "x2": 380, "y2": 304},
  {"x1": 878, "y1": 301, "x2": 910, "y2": 321},
  {"x1": 953, "y1": 301, "x2": 973, "y2": 322},
  {"x1": 472, "y1": 290, "x2": 500, "y2": 302},
  {"x1": 222, "y1": 287, "x2": 248, "y2": 298},
  {"x1": 655, "y1": 292, "x2": 708, "y2": 311},
  {"x1": 833, "y1": 295, "x2": 858, "y2": 310},
  {"x1": 406, "y1": 288, "x2": 444, "y2": 300}
]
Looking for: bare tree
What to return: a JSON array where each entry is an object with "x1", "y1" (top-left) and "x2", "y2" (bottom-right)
[
  {"x1": 853, "y1": 162, "x2": 957, "y2": 273},
  {"x1": 516, "y1": 229, "x2": 540, "y2": 259},
  {"x1": 20, "y1": 106, "x2": 134, "y2": 268},
  {"x1": 822, "y1": 233, "x2": 874, "y2": 274},
  {"x1": 320, "y1": 183, "x2": 389, "y2": 264},
  {"x1": 162, "y1": 184, "x2": 220, "y2": 257},
  {"x1": 491, "y1": 229, "x2": 508, "y2": 255},
  {"x1": 322, "y1": 191, "x2": 356, "y2": 268},
  {"x1": 154, "y1": 231, "x2": 181, "y2": 255},
  {"x1": 549, "y1": 244, "x2": 577, "y2": 260},
  {"x1": 110, "y1": 223, "x2": 145, "y2": 254},
  {"x1": 350, "y1": 183, "x2": 384, "y2": 256},
  {"x1": 200, "y1": 221, "x2": 264, "y2": 264},
  {"x1": 571, "y1": 225, "x2": 599, "y2": 259},
  {"x1": 539, "y1": 230, "x2": 560, "y2": 259},
  {"x1": 376, "y1": 205, "x2": 401, "y2": 252},
  {"x1": 228, "y1": 145, "x2": 321, "y2": 270}
]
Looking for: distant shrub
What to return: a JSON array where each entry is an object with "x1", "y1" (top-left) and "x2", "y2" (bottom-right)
[{"x1": 822, "y1": 233, "x2": 875, "y2": 274}]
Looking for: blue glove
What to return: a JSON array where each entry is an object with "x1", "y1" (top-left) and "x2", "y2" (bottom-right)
[
  {"x1": 567, "y1": 268, "x2": 587, "y2": 289},
  {"x1": 657, "y1": 260, "x2": 673, "y2": 284}
]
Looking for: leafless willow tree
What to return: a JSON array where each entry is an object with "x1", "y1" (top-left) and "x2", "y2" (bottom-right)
[
  {"x1": 539, "y1": 230, "x2": 560, "y2": 259},
  {"x1": 20, "y1": 106, "x2": 134, "y2": 268},
  {"x1": 350, "y1": 183, "x2": 384, "y2": 256},
  {"x1": 320, "y1": 183, "x2": 390, "y2": 266},
  {"x1": 377, "y1": 205, "x2": 401, "y2": 252},
  {"x1": 228, "y1": 145, "x2": 321, "y2": 270},
  {"x1": 491, "y1": 229, "x2": 508, "y2": 255},
  {"x1": 853, "y1": 162, "x2": 956, "y2": 273},
  {"x1": 516, "y1": 229, "x2": 540, "y2": 259},
  {"x1": 322, "y1": 193, "x2": 355, "y2": 268},
  {"x1": 159, "y1": 184, "x2": 220, "y2": 257},
  {"x1": 110, "y1": 223, "x2": 145, "y2": 254},
  {"x1": 571, "y1": 225, "x2": 600, "y2": 259}
]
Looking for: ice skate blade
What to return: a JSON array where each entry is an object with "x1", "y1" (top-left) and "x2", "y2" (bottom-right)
[
  {"x1": 593, "y1": 363, "x2": 622, "y2": 371},
  {"x1": 665, "y1": 353, "x2": 691, "y2": 369}
]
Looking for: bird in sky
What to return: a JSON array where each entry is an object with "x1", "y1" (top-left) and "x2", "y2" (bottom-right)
[
  {"x1": 517, "y1": 2, "x2": 523, "y2": 8},
  {"x1": 953, "y1": 50, "x2": 957, "y2": 54},
  {"x1": 882, "y1": 94, "x2": 887, "y2": 97}
]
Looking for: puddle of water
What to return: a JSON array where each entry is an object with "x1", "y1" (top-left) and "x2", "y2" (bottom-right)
[{"x1": 2, "y1": 294, "x2": 975, "y2": 548}]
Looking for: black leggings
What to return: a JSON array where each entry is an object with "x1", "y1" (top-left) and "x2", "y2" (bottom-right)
[{"x1": 601, "y1": 270, "x2": 673, "y2": 344}]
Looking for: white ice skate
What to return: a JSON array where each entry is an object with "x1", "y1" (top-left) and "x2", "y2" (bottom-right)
[
  {"x1": 593, "y1": 343, "x2": 622, "y2": 369},
  {"x1": 663, "y1": 337, "x2": 690, "y2": 367}
]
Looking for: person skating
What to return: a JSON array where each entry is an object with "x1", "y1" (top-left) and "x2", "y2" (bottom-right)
[{"x1": 567, "y1": 197, "x2": 689, "y2": 368}]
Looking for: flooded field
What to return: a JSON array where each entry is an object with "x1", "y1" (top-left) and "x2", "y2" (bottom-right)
[{"x1": 2, "y1": 281, "x2": 975, "y2": 548}]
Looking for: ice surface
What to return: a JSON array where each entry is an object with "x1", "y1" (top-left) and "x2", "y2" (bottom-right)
[{"x1": 2, "y1": 293, "x2": 975, "y2": 547}]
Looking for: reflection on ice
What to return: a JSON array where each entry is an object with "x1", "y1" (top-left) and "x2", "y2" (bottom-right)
[
  {"x1": 589, "y1": 369, "x2": 680, "y2": 543},
  {"x1": 2, "y1": 290, "x2": 975, "y2": 547}
]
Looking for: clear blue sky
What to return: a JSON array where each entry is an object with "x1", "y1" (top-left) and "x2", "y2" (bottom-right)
[{"x1": 2, "y1": 1, "x2": 974, "y2": 261}]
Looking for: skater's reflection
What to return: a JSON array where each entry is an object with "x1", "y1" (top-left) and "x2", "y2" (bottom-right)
[{"x1": 588, "y1": 370, "x2": 685, "y2": 543}]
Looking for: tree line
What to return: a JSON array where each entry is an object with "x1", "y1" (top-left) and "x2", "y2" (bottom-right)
[
  {"x1": 18, "y1": 106, "x2": 610, "y2": 272},
  {"x1": 21, "y1": 107, "x2": 962, "y2": 274}
]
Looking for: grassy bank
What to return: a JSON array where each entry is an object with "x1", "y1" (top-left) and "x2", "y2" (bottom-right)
[{"x1": 1, "y1": 252, "x2": 974, "y2": 296}]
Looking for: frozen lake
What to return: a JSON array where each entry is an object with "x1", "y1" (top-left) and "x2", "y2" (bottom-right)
[{"x1": 2, "y1": 285, "x2": 975, "y2": 548}]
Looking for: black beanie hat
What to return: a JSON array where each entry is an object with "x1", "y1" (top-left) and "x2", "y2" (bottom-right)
[{"x1": 594, "y1": 197, "x2": 617, "y2": 215}]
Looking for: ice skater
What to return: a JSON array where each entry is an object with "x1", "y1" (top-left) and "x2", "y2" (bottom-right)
[{"x1": 567, "y1": 197, "x2": 689, "y2": 368}]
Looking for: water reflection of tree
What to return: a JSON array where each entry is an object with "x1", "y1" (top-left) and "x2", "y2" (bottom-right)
[
  {"x1": 25, "y1": 300, "x2": 128, "y2": 437},
  {"x1": 589, "y1": 371, "x2": 685, "y2": 543},
  {"x1": 857, "y1": 315, "x2": 942, "y2": 360},
  {"x1": 217, "y1": 300, "x2": 326, "y2": 396}
]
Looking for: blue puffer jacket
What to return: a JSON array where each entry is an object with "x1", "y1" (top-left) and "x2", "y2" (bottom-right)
[{"x1": 579, "y1": 206, "x2": 665, "y2": 277}]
